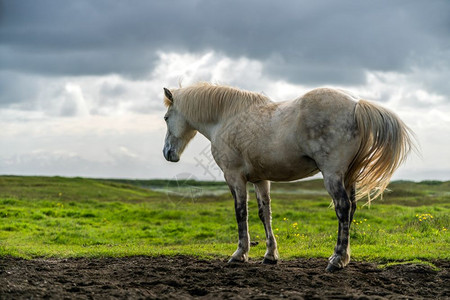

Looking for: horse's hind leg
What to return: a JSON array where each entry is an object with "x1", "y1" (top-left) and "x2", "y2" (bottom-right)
[
  {"x1": 348, "y1": 184, "x2": 357, "y2": 224},
  {"x1": 254, "y1": 180, "x2": 278, "y2": 264},
  {"x1": 323, "y1": 174, "x2": 352, "y2": 272},
  {"x1": 226, "y1": 174, "x2": 250, "y2": 263}
]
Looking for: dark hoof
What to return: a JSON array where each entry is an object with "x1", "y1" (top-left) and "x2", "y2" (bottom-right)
[
  {"x1": 250, "y1": 241, "x2": 259, "y2": 246},
  {"x1": 228, "y1": 257, "x2": 245, "y2": 264},
  {"x1": 262, "y1": 258, "x2": 278, "y2": 265},
  {"x1": 325, "y1": 263, "x2": 343, "y2": 273}
]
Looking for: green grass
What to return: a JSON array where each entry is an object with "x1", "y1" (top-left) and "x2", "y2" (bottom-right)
[
  {"x1": 377, "y1": 259, "x2": 441, "y2": 271},
  {"x1": 0, "y1": 176, "x2": 449, "y2": 263}
]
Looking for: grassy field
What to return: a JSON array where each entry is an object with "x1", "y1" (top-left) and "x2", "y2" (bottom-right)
[{"x1": 0, "y1": 176, "x2": 448, "y2": 263}]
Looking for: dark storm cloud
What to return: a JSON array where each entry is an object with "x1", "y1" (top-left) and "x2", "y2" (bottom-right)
[{"x1": 1, "y1": 0, "x2": 449, "y2": 85}]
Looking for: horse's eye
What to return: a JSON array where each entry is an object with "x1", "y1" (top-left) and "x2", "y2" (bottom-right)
[{"x1": 164, "y1": 116, "x2": 168, "y2": 122}]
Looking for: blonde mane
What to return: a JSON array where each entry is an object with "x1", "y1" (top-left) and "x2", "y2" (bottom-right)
[{"x1": 166, "y1": 82, "x2": 271, "y2": 123}]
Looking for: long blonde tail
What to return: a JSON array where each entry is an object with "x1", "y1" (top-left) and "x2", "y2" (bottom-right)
[{"x1": 345, "y1": 99, "x2": 415, "y2": 201}]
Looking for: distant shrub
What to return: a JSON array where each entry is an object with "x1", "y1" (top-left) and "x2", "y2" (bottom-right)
[{"x1": 420, "y1": 180, "x2": 442, "y2": 186}]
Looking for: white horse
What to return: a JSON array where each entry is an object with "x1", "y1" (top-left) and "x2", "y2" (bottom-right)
[{"x1": 162, "y1": 82, "x2": 414, "y2": 271}]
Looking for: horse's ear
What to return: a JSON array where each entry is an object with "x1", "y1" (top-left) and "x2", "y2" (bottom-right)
[{"x1": 164, "y1": 88, "x2": 173, "y2": 103}]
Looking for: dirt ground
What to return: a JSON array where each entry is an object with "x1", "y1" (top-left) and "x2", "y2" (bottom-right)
[{"x1": 0, "y1": 256, "x2": 448, "y2": 299}]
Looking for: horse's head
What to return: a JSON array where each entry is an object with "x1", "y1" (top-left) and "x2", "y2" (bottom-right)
[{"x1": 162, "y1": 88, "x2": 197, "y2": 162}]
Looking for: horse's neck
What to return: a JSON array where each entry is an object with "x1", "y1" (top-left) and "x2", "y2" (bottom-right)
[
  {"x1": 189, "y1": 101, "x2": 272, "y2": 141},
  {"x1": 186, "y1": 104, "x2": 246, "y2": 141},
  {"x1": 181, "y1": 86, "x2": 271, "y2": 140},
  {"x1": 191, "y1": 121, "x2": 218, "y2": 141}
]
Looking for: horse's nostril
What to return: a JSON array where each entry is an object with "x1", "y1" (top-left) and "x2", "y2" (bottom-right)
[
  {"x1": 163, "y1": 147, "x2": 179, "y2": 162},
  {"x1": 168, "y1": 149, "x2": 180, "y2": 162},
  {"x1": 163, "y1": 147, "x2": 171, "y2": 161}
]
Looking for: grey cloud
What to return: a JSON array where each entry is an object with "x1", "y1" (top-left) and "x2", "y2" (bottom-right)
[
  {"x1": 1, "y1": 0, "x2": 449, "y2": 86},
  {"x1": 59, "y1": 97, "x2": 80, "y2": 117},
  {"x1": 100, "y1": 82, "x2": 127, "y2": 98},
  {"x1": 0, "y1": 71, "x2": 40, "y2": 106}
]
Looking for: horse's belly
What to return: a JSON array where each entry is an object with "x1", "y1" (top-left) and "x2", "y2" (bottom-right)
[{"x1": 247, "y1": 154, "x2": 319, "y2": 182}]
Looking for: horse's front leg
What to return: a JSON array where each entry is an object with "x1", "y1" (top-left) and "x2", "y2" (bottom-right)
[
  {"x1": 226, "y1": 174, "x2": 250, "y2": 263},
  {"x1": 324, "y1": 174, "x2": 352, "y2": 272},
  {"x1": 254, "y1": 180, "x2": 278, "y2": 264}
]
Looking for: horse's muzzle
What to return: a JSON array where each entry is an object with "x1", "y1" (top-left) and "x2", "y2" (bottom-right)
[{"x1": 163, "y1": 148, "x2": 180, "y2": 162}]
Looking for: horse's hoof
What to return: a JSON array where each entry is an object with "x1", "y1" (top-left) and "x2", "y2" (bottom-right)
[
  {"x1": 228, "y1": 257, "x2": 245, "y2": 264},
  {"x1": 262, "y1": 258, "x2": 278, "y2": 265},
  {"x1": 325, "y1": 263, "x2": 343, "y2": 273}
]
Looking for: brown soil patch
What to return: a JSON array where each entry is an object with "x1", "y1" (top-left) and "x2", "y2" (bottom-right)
[{"x1": 1, "y1": 256, "x2": 448, "y2": 299}]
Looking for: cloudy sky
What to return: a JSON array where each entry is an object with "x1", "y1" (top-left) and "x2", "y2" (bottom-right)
[{"x1": 1, "y1": 0, "x2": 449, "y2": 181}]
